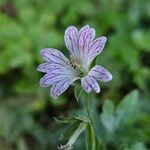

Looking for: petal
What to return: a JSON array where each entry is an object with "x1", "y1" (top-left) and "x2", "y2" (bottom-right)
[
  {"x1": 81, "y1": 76, "x2": 92, "y2": 93},
  {"x1": 39, "y1": 47, "x2": 80, "y2": 98},
  {"x1": 79, "y1": 25, "x2": 95, "y2": 53},
  {"x1": 89, "y1": 76, "x2": 100, "y2": 93},
  {"x1": 89, "y1": 65, "x2": 113, "y2": 82},
  {"x1": 37, "y1": 62, "x2": 51, "y2": 73},
  {"x1": 50, "y1": 79, "x2": 72, "y2": 99},
  {"x1": 78, "y1": 25, "x2": 96, "y2": 70},
  {"x1": 64, "y1": 26, "x2": 80, "y2": 60},
  {"x1": 40, "y1": 73, "x2": 68, "y2": 87},
  {"x1": 89, "y1": 36, "x2": 107, "y2": 62},
  {"x1": 81, "y1": 75, "x2": 100, "y2": 93},
  {"x1": 40, "y1": 48, "x2": 69, "y2": 64},
  {"x1": 39, "y1": 64, "x2": 79, "y2": 87},
  {"x1": 37, "y1": 63, "x2": 75, "y2": 75}
]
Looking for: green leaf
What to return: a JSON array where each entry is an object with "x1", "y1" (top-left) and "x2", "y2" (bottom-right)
[
  {"x1": 74, "y1": 85, "x2": 83, "y2": 101},
  {"x1": 119, "y1": 143, "x2": 128, "y2": 150},
  {"x1": 126, "y1": 142, "x2": 147, "y2": 150},
  {"x1": 100, "y1": 100, "x2": 115, "y2": 133},
  {"x1": 0, "y1": 43, "x2": 32, "y2": 74},
  {"x1": 0, "y1": 14, "x2": 23, "y2": 46},
  {"x1": 115, "y1": 90, "x2": 140, "y2": 128},
  {"x1": 100, "y1": 90, "x2": 140, "y2": 138},
  {"x1": 132, "y1": 30, "x2": 150, "y2": 51}
]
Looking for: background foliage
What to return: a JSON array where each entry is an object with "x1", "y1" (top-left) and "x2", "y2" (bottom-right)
[{"x1": 0, "y1": 0, "x2": 150, "y2": 149}]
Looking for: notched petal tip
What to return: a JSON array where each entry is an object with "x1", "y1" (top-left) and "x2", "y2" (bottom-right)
[
  {"x1": 107, "y1": 72, "x2": 113, "y2": 81},
  {"x1": 39, "y1": 48, "x2": 51, "y2": 61},
  {"x1": 89, "y1": 65, "x2": 113, "y2": 82},
  {"x1": 81, "y1": 77, "x2": 92, "y2": 93},
  {"x1": 36, "y1": 66, "x2": 41, "y2": 71},
  {"x1": 50, "y1": 93, "x2": 58, "y2": 99},
  {"x1": 81, "y1": 76, "x2": 100, "y2": 94},
  {"x1": 101, "y1": 36, "x2": 107, "y2": 41},
  {"x1": 37, "y1": 67, "x2": 44, "y2": 73},
  {"x1": 39, "y1": 76, "x2": 49, "y2": 87},
  {"x1": 37, "y1": 64, "x2": 45, "y2": 72},
  {"x1": 99, "y1": 36, "x2": 107, "y2": 45},
  {"x1": 40, "y1": 48, "x2": 47, "y2": 55},
  {"x1": 50, "y1": 79, "x2": 72, "y2": 99},
  {"x1": 82, "y1": 24, "x2": 90, "y2": 28},
  {"x1": 95, "y1": 86, "x2": 101, "y2": 93},
  {"x1": 39, "y1": 48, "x2": 55, "y2": 56},
  {"x1": 37, "y1": 68, "x2": 44, "y2": 73},
  {"x1": 65, "y1": 25, "x2": 78, "y2": 33},
  {"x1": 84, "y1": 88, "x2": 91, "y2": 93}
]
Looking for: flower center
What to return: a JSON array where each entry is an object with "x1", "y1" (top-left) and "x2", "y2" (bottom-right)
[{"x1": 69, "y1": 61, "x2": 87, "y2": 77}]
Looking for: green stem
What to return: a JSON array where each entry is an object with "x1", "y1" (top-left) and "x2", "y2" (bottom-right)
[
  {"x1": 85, "y1": 94, "x2": 90, "y2": 118},
  {"x1": 84, "y1": 93, "x2": 96, "y2": 150},
  {"x1": 83, "y1": 93, "x2": 104, "y2": 150},
  {"x1": 85, "y1": 93, "x2": 94, "y2": 125}
]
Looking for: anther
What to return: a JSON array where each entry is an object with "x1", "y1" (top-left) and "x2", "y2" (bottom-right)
[{"x1": 73, "y1": 66, "x2": 76, "y2": 69}]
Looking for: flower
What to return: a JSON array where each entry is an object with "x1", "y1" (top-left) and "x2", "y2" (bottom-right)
[{"x1": 37, "y1": 25, "x2": 112, "y2": 99}]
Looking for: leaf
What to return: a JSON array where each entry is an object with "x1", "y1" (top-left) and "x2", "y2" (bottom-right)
[
  {"x1": 126, "y1": 142, "x2": 147, "y2": 150},
  {"x1": 100, "y1": 99, "x2": 115, "y2": 133},
  {"x1": 119, "y1": 143, "x2": 128, "y2": 150},
  {"x1": 0, "y1": 43, "x2": 32, "y2": 74},
  {"x1": 132, "y1": 30, "x2": 150, "y2": 51},
  {"x1": 0, "y1": 14, "x2": 23, "y2": 46},
  {"x1": 115, "y1": 90, "x2": 140, "y2": 128},
  {"x1": 74, "y1": 85, "x2": 83, "y2": 101},
  {"x1": 0, "y1": 102, "x2": 35, "y2": 142},
  {"x1": 100, "y1": 90, "x2": 140, "y2": 140}
]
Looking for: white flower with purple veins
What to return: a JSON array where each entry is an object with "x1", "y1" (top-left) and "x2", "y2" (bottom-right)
[{"x1": 37, "y1": 25, "x2": 112, "y2": 99}]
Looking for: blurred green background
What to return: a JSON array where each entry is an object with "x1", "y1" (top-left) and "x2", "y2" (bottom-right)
[{"x1": 0, "y1": 0, "x2": 150, "y2": 149}]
